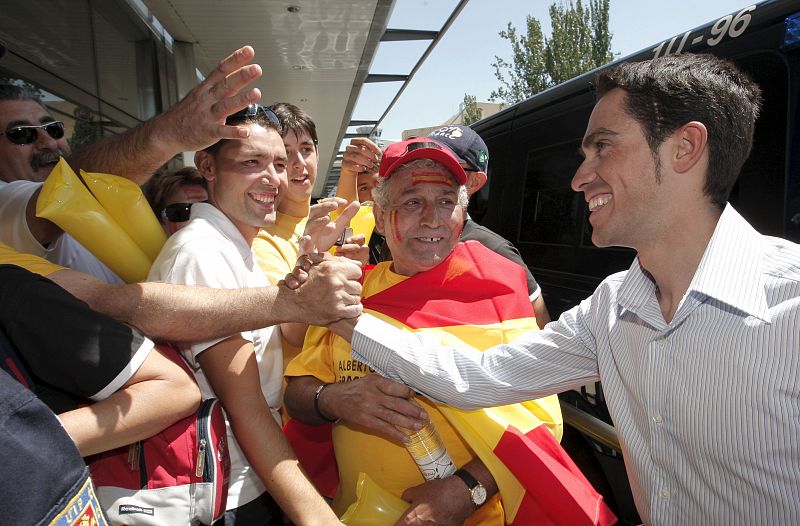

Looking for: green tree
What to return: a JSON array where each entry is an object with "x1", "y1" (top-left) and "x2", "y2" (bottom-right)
[
  {"x1": 490, "y1": 0, "x2": 613, "y2": 104},
  {"x1": 461, "y1": 93, "x2": 483, "y2": 125}
]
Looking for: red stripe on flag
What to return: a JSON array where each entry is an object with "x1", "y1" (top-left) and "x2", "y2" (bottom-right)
[
  {"x1": 363, "y1": 241, "x2": 533, "y2": 328},
  {"x1": 509, "y1": 493, "x2": 559, "y2": 526},
  {"x1": 494, "y1": 425, "x2": 617, "y2": 526}
]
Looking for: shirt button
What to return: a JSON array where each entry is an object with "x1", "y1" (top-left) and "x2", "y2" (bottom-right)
[
  {"x1": 659, "y1": 489, "x2": 670, "y2": 499},
  {"x1": 653, "y1": 415, "x2": 663, "y2": 424}
]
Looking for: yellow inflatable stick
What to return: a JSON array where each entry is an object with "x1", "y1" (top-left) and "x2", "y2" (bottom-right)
[
  {"x1": 340, "y1": 472, "x2": 408, "y2": 525},
  {"x1": 36, "y1": 158, "x2": 152, "y2": 283},
  {"x1": 81, "y1": 170, "x2": 167, "y2": 261}
]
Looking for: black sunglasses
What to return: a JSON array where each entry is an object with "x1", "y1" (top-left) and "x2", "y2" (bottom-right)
[
  {"x1": 226, "y1": 104, "x2": 281, "y2": 129},
  {"x1": 1, "y1": 121, "x2": 65, "y2": 145},
  {"x1": 161, "y1": 202, "x2": 194, "y2": 223}
]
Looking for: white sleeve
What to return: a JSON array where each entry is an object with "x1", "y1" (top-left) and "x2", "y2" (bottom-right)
[
  {"x1": 351, "y1": 300, "x2": 601, "y2": 410},
  {"x1": 0, "y1": 181, "x2": 51, "y2": 256},
  {"x1": 151, "y1": 237, "x2": 254, "y2": 364}
]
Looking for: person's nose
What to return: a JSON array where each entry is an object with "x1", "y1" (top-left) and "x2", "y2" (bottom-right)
[
  {"x1": 34, "y1": 126, "x2": 60, "y2": 151},
  {"x1": 262, "y1": 164, "x2": 283, "y2": 188},
  {"x1": 571, "y1": 158, "x2": 597, "y2": 193},
  {"x1": 289, "y1": 150, "x2": 306, "y2": 172},
  {"x1": 419, "y1": 201, "x2": 442, "y2": 228}
]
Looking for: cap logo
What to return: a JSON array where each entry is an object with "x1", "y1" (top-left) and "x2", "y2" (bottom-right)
[
  {"x1": 476, "y1": 150, "x2": 488, "y2": 167},
  {"x1": 431, "y1": 126, "x2": 462, "y2": 139}
]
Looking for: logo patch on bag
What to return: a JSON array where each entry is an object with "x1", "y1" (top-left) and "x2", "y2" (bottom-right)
[{"x1": 118, "y1": 505, "x2": 154, "y2": 516}]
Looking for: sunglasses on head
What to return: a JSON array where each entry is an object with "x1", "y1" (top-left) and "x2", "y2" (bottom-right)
[
  {"x1": 161, "y1": 202, "x2": 194, "y2": 223},
  {"x1": 226, "y1": 104, "x2": 281, "y2": 129},
  {"x1": 1, "y1": 121, "x2": 65, "y2": 145}
]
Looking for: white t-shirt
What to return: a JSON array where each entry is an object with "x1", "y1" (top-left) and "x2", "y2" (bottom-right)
[
  {"x1": 147, "y1": 202, "x2": 283, "y2": 510},
  {"x1": 0, "y1": 180, "x2": 122, "y2": 283}
]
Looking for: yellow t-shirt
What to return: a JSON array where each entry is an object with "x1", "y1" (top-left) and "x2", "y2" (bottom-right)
[
  {"x1": 253, "y1": 212, "x2": 308, "y2": 367},
  {"x1": 0, "y1": 241, "x2": 65, "y2": 277},
  {"x1": 253, "y1": 211, "x2": 307, "y2": 285},
  {"x1": 285, "y1": 263, "x2": 504, "y2": 524}
]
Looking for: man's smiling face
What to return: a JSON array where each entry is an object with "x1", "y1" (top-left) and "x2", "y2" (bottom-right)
[
  {"x1": 0, "y1": 99, "x2": 71, "y2": 182},
  {"x1": 376, "y1": 162, "x2": 465, "y2": 277},
  {"x1": 199, "y1": 124, "x2": 287, "y2": 241}
]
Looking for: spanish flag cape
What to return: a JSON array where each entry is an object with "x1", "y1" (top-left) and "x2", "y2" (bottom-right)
[{"x1": 361, "y1": 241, "x2": 616, "y2": 526}]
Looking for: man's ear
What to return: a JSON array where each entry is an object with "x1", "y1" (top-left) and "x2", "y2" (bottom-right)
[
  {"x1": 467, "y1": 171, "x2": 487, "y2": 196},
  {"x1": 671, "y1": 121, "x2": 708, "y2": 174},
  {"x1": 194, "y1": 150, "x2": 216, "y2": 182},
  {"x1": 373, "y1": 203, "x2": 386, "y2": 236}
]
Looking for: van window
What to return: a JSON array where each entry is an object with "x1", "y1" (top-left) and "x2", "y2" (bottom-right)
[{"x1": 519, "y1": 139, "x2": 584, "y2": 246}]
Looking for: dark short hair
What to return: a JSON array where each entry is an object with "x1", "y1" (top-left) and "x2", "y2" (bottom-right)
[
  {"x1": 203, "y1": 109, "x2": 281, "y2": 156},
  {"x1": 0, "y1": 84, "x2": 44, "y2": 105},
  {"x1": 269, "y1": 102, "x2": 318, "y2": 146},
  {"x1": 596, "y1": 53, "x2": 762, "y2": 208},
  {"x1": 143, "y1": 166, "x2": 206, "y2": 216}
]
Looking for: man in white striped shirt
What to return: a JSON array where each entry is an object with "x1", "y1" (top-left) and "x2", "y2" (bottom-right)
[{"x1": 320, "y1": 53, "x2": 800, "y2": 524}]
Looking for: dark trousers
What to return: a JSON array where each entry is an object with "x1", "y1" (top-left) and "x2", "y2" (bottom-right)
[{"x1": 214, "y1": 492, "x2": 285, "y2": 526}]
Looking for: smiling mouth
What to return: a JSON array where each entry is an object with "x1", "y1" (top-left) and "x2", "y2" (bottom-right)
[
  {"x1": 588, "y1": 194, "x2": 612, "y2": 212},
  {"x1": 290, "y1": 174, "x2": 309, "y2": 184},
  {"x1": 249, "y1": 192, "x2": 276, "y2": 207},
  {"x1": 415, "y1": 236, "x2": 444, "y2": 243}
]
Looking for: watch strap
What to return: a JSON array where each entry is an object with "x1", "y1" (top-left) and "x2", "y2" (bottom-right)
[
  {"x1": 454, "y1": 468, "x2": 479, "y2": 491},
  {"x1": 454, "y1": 468, "x2": 486, "y2": 507}
]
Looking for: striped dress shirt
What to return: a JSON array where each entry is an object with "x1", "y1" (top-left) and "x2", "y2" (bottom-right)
[{"x1": 351, "y1": 204, "x2": 800, "y2": 525}]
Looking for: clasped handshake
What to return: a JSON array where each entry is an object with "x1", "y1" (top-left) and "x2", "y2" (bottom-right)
[{"x1": 280, "y1": 197, "x2": 366, "y2": 340}]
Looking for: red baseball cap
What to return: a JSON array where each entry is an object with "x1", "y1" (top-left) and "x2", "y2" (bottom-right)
[{"x1": 378, "y1": 137, "x2": 468, "y2": 185}]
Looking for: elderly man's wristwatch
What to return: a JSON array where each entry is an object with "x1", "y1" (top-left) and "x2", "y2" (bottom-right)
[{"x1": 454, "y1": 468, "x2": 487, "y2": 507}]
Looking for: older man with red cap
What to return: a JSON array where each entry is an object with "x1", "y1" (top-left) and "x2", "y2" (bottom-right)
[{"x1": 283, "y1": 138, "x2": 608, "y2": 526}]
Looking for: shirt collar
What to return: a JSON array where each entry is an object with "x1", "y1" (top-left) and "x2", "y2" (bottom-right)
[
  {"x1": 617, "y1": 204, "x2": 770, "y2": 324},
  {"x1": 687, "y1": 204, "x2": 770, "y2": 321},
  {"x1": 189, "y1": 202, "x2": 254, "y2": 262}
]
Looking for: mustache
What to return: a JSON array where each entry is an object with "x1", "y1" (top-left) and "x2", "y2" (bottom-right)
[{"x1": 30, "y1": 149, "x2": 66, "y2": 172}]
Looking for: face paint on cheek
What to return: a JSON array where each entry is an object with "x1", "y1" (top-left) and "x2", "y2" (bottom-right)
[
  {"x1": 410, "y1": 171, "x2": 453, "y2": 187},
  {"x1": 390, "y1": 208, "x2": 402, "y2": 242}
]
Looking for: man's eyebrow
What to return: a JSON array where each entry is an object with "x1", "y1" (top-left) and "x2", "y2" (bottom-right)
[{"x1": 581, "y1": 128, "x2": 617, "y2": 150}]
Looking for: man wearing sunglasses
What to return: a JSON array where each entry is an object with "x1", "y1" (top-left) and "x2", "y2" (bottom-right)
[
  {"x1": 0, "y1": 45, "x2": 265, "y2": 281},
  {"x1": 148, "y1": 104, "x2": 346, "y2": 525}
]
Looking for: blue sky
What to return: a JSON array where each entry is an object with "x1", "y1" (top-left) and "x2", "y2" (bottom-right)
[{"x1": 351, "y1": 0, "x2": 756, "y2": 142}]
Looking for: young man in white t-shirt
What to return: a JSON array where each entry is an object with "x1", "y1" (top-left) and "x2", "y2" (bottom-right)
[{"x1": 148, "y1": 105, "x2": 342, "y2": 525}]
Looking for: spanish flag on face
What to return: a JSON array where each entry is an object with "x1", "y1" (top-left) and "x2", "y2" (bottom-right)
[{"x1": 362, "y1": 241, "x2": 616, "y2": 526}]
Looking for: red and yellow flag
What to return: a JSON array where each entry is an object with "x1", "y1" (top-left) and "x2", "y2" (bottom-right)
[{"x1": 362, "y1": 241, "x2": 616, "y2": 526}]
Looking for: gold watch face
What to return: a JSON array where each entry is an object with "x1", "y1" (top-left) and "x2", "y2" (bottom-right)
[{"x1": 471, "y1": 484, "x2": 488, "y2": 506}]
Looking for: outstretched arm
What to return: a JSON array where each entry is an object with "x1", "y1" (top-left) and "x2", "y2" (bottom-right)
[
  {"x1": 47, "y1": 254, "x2": 363, "y2": 342},
  {"x1": 348, "y1": 311, "x2": 599, "y2": 411},
  {"x1": 66, "y1": 46, "x2": 263, "y2": 185}
]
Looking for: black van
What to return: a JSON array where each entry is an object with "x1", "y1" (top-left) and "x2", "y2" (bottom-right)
[
  {"x1": 473, "y1": 0, "x2": 800, "y2": 317},
  {"x1": 470, "y1": 1, "x2": 800, "y2": 521}
]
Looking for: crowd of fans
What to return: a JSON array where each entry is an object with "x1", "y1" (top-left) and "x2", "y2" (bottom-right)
[{"x1": 2, "y1": 37, "x2": 800, "y2": 526}]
